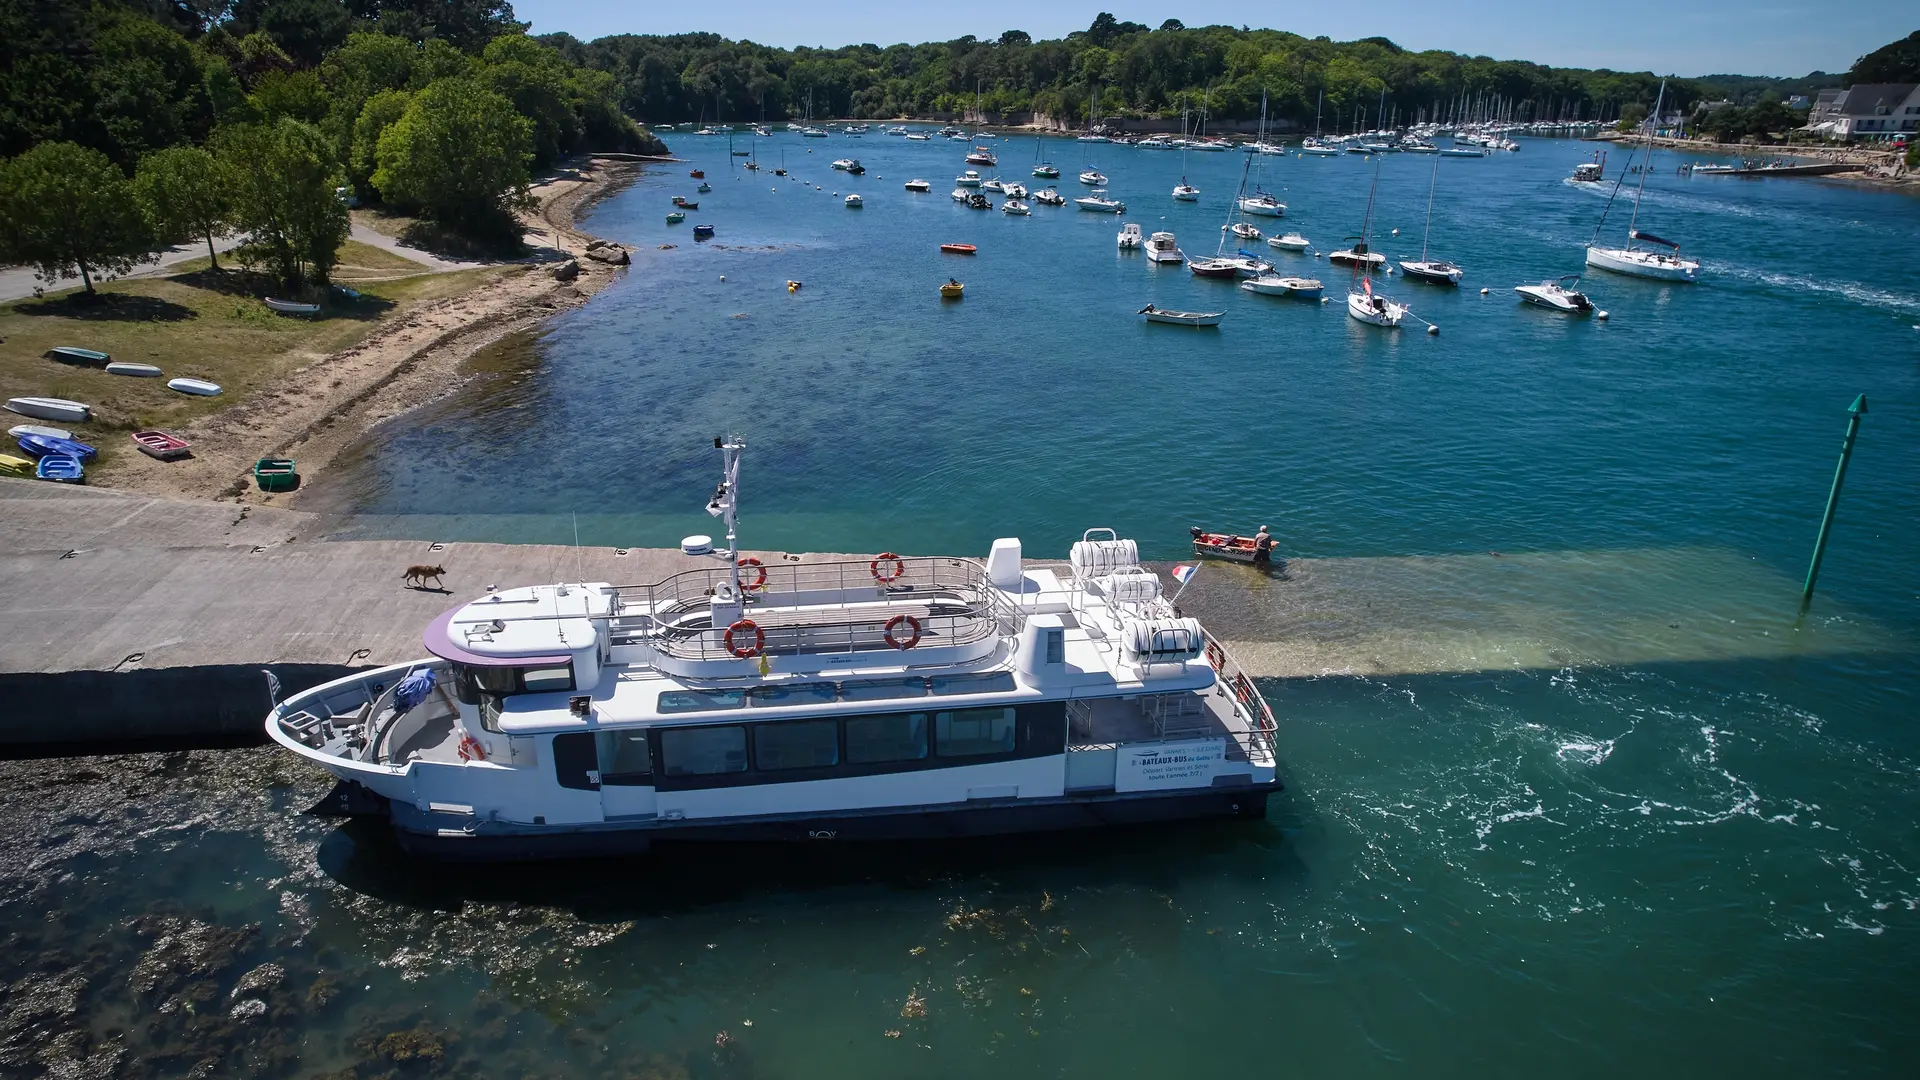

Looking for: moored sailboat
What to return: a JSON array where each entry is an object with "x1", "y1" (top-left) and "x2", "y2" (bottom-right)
[{"x1": 1585, "y1": 80, "x2": 1700, "y2": 282}]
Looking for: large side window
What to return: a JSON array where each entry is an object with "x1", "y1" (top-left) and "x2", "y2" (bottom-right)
[
  {"x1": 659, "y1": 725, "x2": 748, "y2": 776},
  {"x1": 521, "y1": 665, "x2": 575, "y2": 693},
  {"x1": 845, "y1": 712, "x2": 929, "y2": 764},
  {"x1": 936, "y1": 707, "x2": 1017, "y2": 758},
  {"x1": 595, "y1": 730, "x2": 653, "y2": 785},
  {"x1": 754, "y1": 719, "x2": 839, "y2": 770}
]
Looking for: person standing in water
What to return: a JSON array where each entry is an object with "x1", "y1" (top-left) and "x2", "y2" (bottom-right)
[{"x1": 1253, "y1": 526, "x2": 1275, "y2": 569}]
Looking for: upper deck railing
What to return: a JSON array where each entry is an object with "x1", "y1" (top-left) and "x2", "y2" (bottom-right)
[{"x1": 607, "y1": 556, "x2": 1020, "y2": 662}]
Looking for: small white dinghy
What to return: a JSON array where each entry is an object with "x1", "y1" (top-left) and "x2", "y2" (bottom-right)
[
  {"x1": 167, "y1": 377, "x2": 223, "y2": 396},
  {"x1": 9, "y1": 423, "x2": 74, "y2": 441},
  {"x1": 1241, "y1": 275, "x2": 1324, "y2": 299},
  {"x1": 264, "y1": 298, "x2": 321, "y2": 315},
  {"x1": 844, "y1": 193, "x2": 863, "y2": 207},
  {"x1": 1268, "y1": 233, "x2": 1311, "y2": 252},
  {"x1": 5, "y1": 397, "x2": 91, "y2": 424},
  {"x1": 105, "y1": 361, "x2": 164, "y2": 378},
  {"x1": 1139, "y1": 304, "x2": 1223, "y2": 327}
]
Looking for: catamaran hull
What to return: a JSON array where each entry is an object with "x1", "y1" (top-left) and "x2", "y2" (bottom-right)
[
  {"x1": 1584, "y1": 246, "x2": 1698, "y2": 282},
  {"x1": 357, "y1": 780, "x2": 1279, "y2": 859}
]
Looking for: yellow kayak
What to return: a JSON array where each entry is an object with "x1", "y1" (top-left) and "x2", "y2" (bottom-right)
[{"x1": 0, "y1": 453, "x2": 34, "y2": 478}]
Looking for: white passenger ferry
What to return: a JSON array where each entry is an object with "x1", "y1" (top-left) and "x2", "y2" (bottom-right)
[{"x1": 267, "y1": 440, "x2": 1280, "y2": 858}]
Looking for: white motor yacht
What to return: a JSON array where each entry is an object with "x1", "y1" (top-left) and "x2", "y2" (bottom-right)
[
  {"x1": 1241, "y1": 275, "x2": 1324, "y2": 299},
  {"x1": 1222, "y1": 221, "x2": 1263, "y2": 242},
  {"x1": 1145, "y1": 231, "x2": 1184, "y2": 264},
  {"x1": 1117, "y1": 222, "x2": 1144, "y2": 249},
  {"x1": 1002, "y1": 181, "x2": 1028, "y2": 198},
  {"x1": 1002, "y1": 199, "x2": 1031, "y2": 216},
  {"x1": 1267, "y1": 233, "x2": 1311, "y2": 252},
  {"x1": 1515, "y1": 276, "x2": 1597, "y2": 313},
  {"x1": 981, "y1": 178, "x2": 1004, "y2": 192},
  {"x1": 955, "y1": 170, "x2": 983, "y2": 187},
  {"x1": 1075, "y1": 189, "x2": 1126, "y2": 213},
  {"x1": 1033, "y1": 188, "x2": 1066, "y2": 206},
  {"x1": 265, "y1": 440, "x2": 1279, "y2": 858},
  {"x1": 1079, "y1": 169, "x2": 1108, "y2": 186},
  {"x1": 844, "y1": 194, "x2": 863, "y2": 207},
  {"x1": 904, "y1": 179, "x2": 931, "y2": 192},
  {"x1": 906, "y1": 133, "x2": 931, "y2": 141},
  {"x1": 951, "y1": 188, "x2": 971, "y2": 203}
]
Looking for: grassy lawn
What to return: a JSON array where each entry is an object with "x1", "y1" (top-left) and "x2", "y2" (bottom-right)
[
  {"x1": 167, "y1": 239, "x2": 426, "y2": 281},
  {"x1": 1, "y1": 262, "x2": 503, "y2": 466}
]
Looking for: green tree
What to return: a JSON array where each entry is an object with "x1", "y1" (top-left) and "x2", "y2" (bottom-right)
[
  {"x1": 1847, "y1": 30, "x2": 1920, "y2": 85},
  {"x1": 257, "y1": 0, "x2": 354, "y2": 68},
  {"x1": 373, "y1": 77, "x2": 532, "y2": 233},
  {"x1": 135, "y1": 145, "x2": 236, "y2": 269},
  {"x1": 350, "y1": 88, "x2": 412, "y2": 192},
  {"x1": 216, "y1": 119, "x2": 349, "y2": 286},
  {"x1": 0, "y1": 142, "x2": 153, "y2": 296},
  {"x1": 250, "y1": 68, "x2": 331, "y2": 124}
]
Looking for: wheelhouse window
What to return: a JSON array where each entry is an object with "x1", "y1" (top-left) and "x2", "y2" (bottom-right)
[
  {"x1": 660, "y1": 725, "x2": 748, "y2": 776},
  {"x1": 460, "y1": 663, "x2": 574, "y2": 696},
  {"x1": 521, "y1": 665, "x2": 575, "y2": 693},
  {"x1": 595, "y1": 730, "x2": 653, "y2": 785},
  {"x1": 845, "y1": 712, "x2": 928, "y2": 764},
  {"x1": 936, "y1": 707, "x2": 1017, "y2": 757},
  {"x1": 754, "y1": 719, "x2": 839, "y2": 770}
]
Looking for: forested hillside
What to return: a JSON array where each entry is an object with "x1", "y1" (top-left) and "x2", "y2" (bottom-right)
[
  {"x1": 0, "y1": 0, "x2": 662, "y2": 291},
  {"x1": 539, "y1": 13, "x2": 1828, "y2": 129}
]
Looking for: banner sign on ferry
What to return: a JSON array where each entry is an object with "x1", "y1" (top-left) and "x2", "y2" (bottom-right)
[{"x1": 1116, "y1": 739, "x2": 1227, "y2": 792}]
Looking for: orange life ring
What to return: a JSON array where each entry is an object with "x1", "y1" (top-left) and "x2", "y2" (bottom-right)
[
  {"x1": 737, "y1": 556, "x2": 767, "y2": 592},
  {"x1": 871, "y1": 552, "x2": 905, "y2": 584},
  {"x1": 884, "y1": 613, "x2": 922, "y2": 650},
  {"x1": 1205, "y1": 640, "x2": 1225, "y2": 670},
  {"x1": 456, "y1": 732, "x2": 487, "y2": 762},
  {"x1": 724, "y1": 618, "x2": 765, "y2": 658}
]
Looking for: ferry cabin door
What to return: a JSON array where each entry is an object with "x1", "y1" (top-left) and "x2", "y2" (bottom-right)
[{"x1": 593, "y1": 728, "x2": 657, "y2": 819}]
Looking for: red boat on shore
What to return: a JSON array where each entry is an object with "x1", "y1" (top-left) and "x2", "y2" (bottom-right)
[
  {"x1": 1189, "y1": 526, "x2": 1269, "y2": 563},
  {"x1": 131, "y1": 429, "x2": 191, "y2": 461}
]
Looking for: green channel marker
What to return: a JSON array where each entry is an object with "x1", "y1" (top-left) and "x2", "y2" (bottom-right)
[{"x1": 1803, "y1": 393, "x2": 1868, "y2": 605}]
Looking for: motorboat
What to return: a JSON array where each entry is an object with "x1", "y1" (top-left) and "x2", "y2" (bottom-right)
[
  {"x1": 830, "y1": 159, "x2": 864, "y2": 174},
  {"x1": 16, "y1": 432, "x2": 95, "y2": 461},
  {"x1": 1222, "y1": 221, "x2": 1263, "y2": 241},
  {"x1": 4, "y1": 397, "x2": 90, "y2": 424},
  {"x1": 1401, "y1": 141, "x2": 1438, "y2": 154},
  {"x1": 264, "y1": 298, "x2": 320, "y2": 315},
  {"x1": 1078, "y1": 170, "x2": 1107, "y2": 186},
  {"x1": 981, "y1": 178, "x2": 1004, "y2": 192},
  {"x1": 1399, "y1": 259, "x2": 1463, "y2": 285},
  {"x1": 844, "y1": 194, "x2": 863, "y2": 207},
  {"x1": 1033, "y1": 163, "x2": 1059, "y2": 178},
  {"x1": 45, "y1": 346, "x2": 109, "y2": 365},
  {"x1": 940, "y1": 279, "x2": 965, "y2": 299},
  {"x1": 1267, "y1": 233, "x2": 1311, "y2": 252},
  {"x1": 1437, "y1": 147, "x2": 1484, "y2": 158},
  {"x1": 1191, "y1": 140, "x2": 1232, "y2": 152},
  {"x1": 693, "y1": 224, "x2": 715, "y2": 238},
  {"x1": 802, "y1": 127, "x2": 828, "y2": 138},
  {"x1": 1515, "y1": 276, "x2": 1596, "y2": 313},
  {"x1": 1221, "y1": 255, "x2": 1274, "y2": 277},
  {"x1": 1299, "y1": 140, "x2": 1341, "y2": 157},
  {"x1": 940, "y1": 243, "x2": 977, "y2": 255},
  {"x1": 1172, "y1": 181, "x2": 1200, "y2": 201},
  {"x1": 167, "y1": 377, "x2": 222, "y2": 396},
  {"x1": 1033, "y1": 188, "x2": 1066, "y2": 206},
  {"x1": 1139, "y1": 305, "x2": 1223, "y2": 326},
  {"x1": 907, "y1": 133, "x2": 931, "y2": 141},
  {"x1": 34, "y1": 454, "x2": 83, "y2": 483},
  {"x1": 955, "y1": 170, "x2": 982, "y2": 187},
  {"x1": 1347, "y1": 284, "x2": 1408, "y2": 327},
  {"x1": 965, "y1": 148, "x2": 998, "y2": 166},
  {"x1": 1240, "y1": 275, "x2": 1323, "y2": 299},
  {"x1": 8, "y1": 423, "x2": 71, "y2": 441},
  {"x1": 966, "y1": 192, "x2": 992, "y2": 210},
  {"x1": 1144, "y1": 231, "x2": 1184, "y2": 264},
  {"x1": 952, "y1": 188, "x2": 971, "y2": 202},
  {"x1": 1002, "y1": 181, "x2": 1028, "y2": 198},
  {"x1": 666, "y1": 211, "x2": 685, "y2": 224},
  {"x1": 904, "y1": 179, "x2": 931, "y2": 192},
  {"x1": 1187, "y1": 258, "x2": 1240, "y2": 279},
  {"x1": 1238, "y1": 191, "x2": 1285, "y2": 217},
  {"x1": 1002, "y1": 199, "x2": 1031, "y2": 215},
  {"x1": 1190, "y1": 528, "x2": 1275, "y2": 563},
  {"x1": 263, "y1": 440, "x2": 1280, "y2": 858},
  {"x1": 105, "y1": 361, "x2": 163, "y2": 377},
  {"x1": 1585, "y1": 231, "x2": 1699, "y2": 282},
  {"x1": 1570, "y1": 161, "x2": 1604, "y2": 184},
  {"x1": 1117, "y1": 223, "x2": 1144, "y2": 250},
  {"x1": 1328, "y1": 244, "x2": 1386, "y2": 270},
  {"x1": 131, "y1": 430, "x2": 192, "y2": 460},
  {"x1": 689, "y1": 169, "x2": 705, "y2": 178},
  {"x1": 1074, "y1": 190, "x2": 1125, "y2": 213},
  {"x1": 671, "y1": 196, "x2": 697, "y2": 208}
]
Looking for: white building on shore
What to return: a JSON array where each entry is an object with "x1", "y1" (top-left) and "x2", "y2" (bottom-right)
[{"x1": 1806, "y1": 84, "x2": 1919, "y2": 143}]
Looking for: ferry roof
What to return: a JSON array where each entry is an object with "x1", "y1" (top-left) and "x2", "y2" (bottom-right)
[{"x1": 429, "y1": 584, "x2": 607, "y2": 665}]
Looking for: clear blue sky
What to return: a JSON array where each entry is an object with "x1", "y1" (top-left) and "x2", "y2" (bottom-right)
[{"x1": 511, "y1": 1, "x2": 1909, "y2": 78}]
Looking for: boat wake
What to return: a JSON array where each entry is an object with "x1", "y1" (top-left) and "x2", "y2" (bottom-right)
[{"x1": 1710, "y1": 263, "x2": 1920, "y2": 316}]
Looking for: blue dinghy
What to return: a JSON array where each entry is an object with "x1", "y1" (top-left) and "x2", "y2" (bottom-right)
[
  {"x1": 34, "y1": 454, "x2": 83, "y2": 482},
  {"x1": 17, "y1": 433, "x2": 97, "y2": 462}
]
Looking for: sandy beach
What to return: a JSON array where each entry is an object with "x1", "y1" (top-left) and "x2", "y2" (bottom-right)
[{"x1": 83, "y1": 158, "x2": 652, "y2": 503}]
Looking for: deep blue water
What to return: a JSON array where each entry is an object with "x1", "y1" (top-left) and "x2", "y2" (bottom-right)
[{"x1": 9, "y1": 134, "x2": 1917, "y2": 1078}]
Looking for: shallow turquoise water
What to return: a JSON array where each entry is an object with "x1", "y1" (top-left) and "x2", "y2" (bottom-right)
[{"x1": 7, "y1": 136, "x2": 1918, "y2": 1077}]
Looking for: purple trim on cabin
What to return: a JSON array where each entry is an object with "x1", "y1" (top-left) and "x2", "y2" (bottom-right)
[{"x1": 424, "y1": 605, "x2": 573, "y2": 668}]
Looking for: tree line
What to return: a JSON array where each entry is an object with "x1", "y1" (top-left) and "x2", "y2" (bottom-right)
[
  {"x1": 540, "y1": 13, "x2": 1828, "y2": 132},
  {"x1": 0, "y1": 0, "x2": 662, "y2": 296}
]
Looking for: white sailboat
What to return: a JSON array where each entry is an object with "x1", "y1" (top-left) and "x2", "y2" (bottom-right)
[
  {"x1": 1347, "y1": 157, "x2": 1409, "y2": 328},
  {"x1": 1585, "y1": 80, "x2": 1700, "y2": 282},
  {"x1": 1172, "y1": 94, "x2": 1201, "y2": 201},
  {"x1": 1398, "y1": 153, "x2": 1463, "y2": 285},
  {"x1": 1237, "y1": 92, "x2": 1286, "y2": 217}
]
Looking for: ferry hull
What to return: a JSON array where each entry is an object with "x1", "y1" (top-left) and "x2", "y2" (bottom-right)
[{"x1": 377, "y1": 781, "x2": 1279, "y2": 860}]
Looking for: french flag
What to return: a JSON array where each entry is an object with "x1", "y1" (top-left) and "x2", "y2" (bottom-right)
[{"x1": 1170, "y1": 564, "x2": 1198, "y2": 584}]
